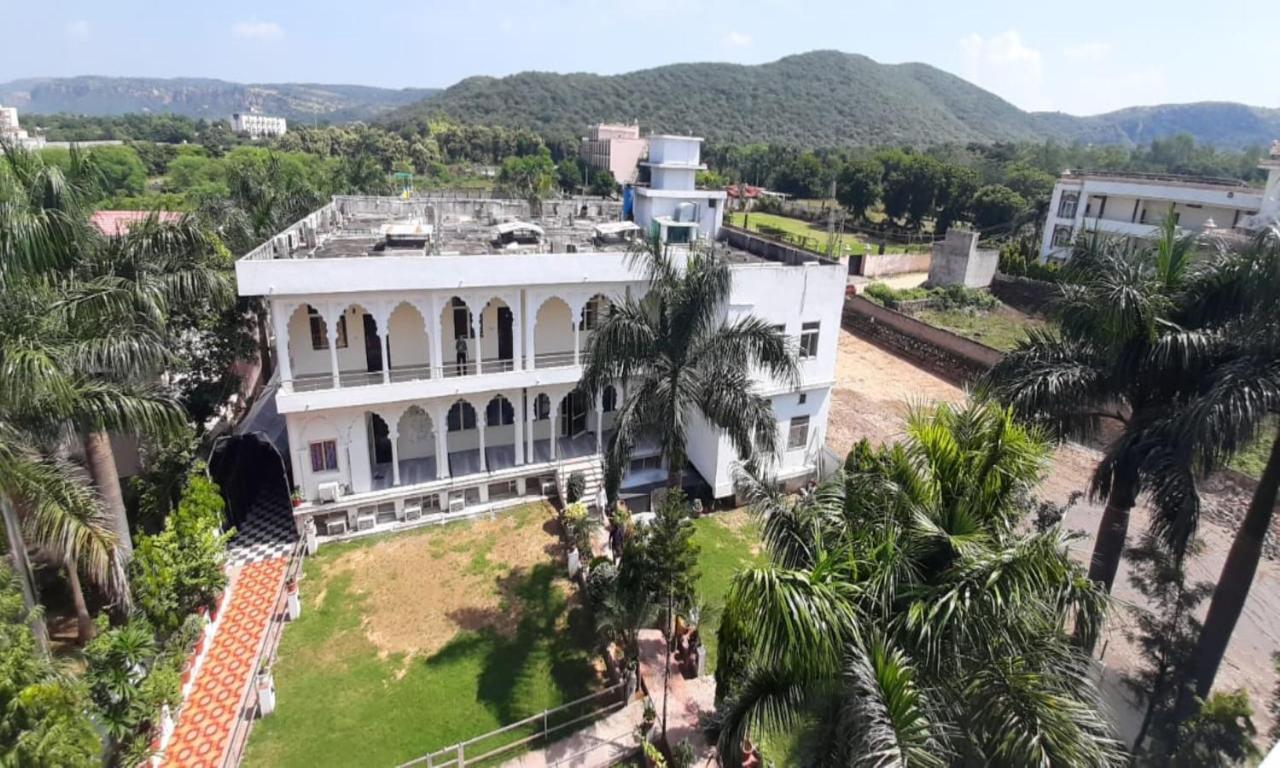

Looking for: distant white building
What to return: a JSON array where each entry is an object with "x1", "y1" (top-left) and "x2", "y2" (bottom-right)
[
  {"x1": 1039, "y1": 145, "x2": 1280, "y2": 260},
  {"x1": 231, "y1": 112, "x2": 287, "y2": 138},
  {"x1": 633, "y1": 135, "x2": 726, "y2": 244},
  {"x1": 581, "y1": 123, "x2": 648, "y2": 185},
  {"x1": 234, "y1": 134, "x2": 843, "y2": 542},
  {"x1": 0, "y1": 104, "x2": 45, "y2": 150}
]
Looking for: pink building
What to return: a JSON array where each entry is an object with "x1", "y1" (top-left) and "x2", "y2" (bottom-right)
[{"x1": 580, "y1": 123, "x2": 648, "y2": 185}]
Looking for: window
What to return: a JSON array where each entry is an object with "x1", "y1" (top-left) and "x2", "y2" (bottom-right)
[
  {"x1": 602, "y1": 386, "x2": 617, "y2": 413},
  {"x1": 485, "y1": 398, "x2": 515, "y2": 426},
  {"x1": 787, "y1": 416, "x2": 809, "y2": 450},
  {"x1": 630, "y1": 455, "x2": 663, "y2": 473},
  {"x1": 308, "y1": 307, "x2": 347, "y2": 350},
  {"x1": 1051, "y1": 226, "x2": 1073, "y2": 248},
  {"x1": 798, "y1": 392, "x2": 807, "y2": 406},
  {"x1": 799, "y1": 322, "x2": 820, "y2": 359},
  {"x1": 447, "y1": 402, "x2": 477, "y2": 432},
  {"x1": 309, "y1": 440, "x2": 339, "y2": 473},
  {"x1": 582, "y1": 297, "x2": 608, "y2": 331},
  {"x1": 1057, "y1": 193, "x2": 1078, "y2": 219},
  {"x1": 533, "y1": 395, "x2": 551, "y2": 421}
]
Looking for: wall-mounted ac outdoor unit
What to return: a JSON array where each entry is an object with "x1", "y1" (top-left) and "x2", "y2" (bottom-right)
[
  {"x1": 317, "y1": 482, "x2": 343, "y2": 503},
  {"x1": 320, "y1": 518, "x2": 347, "y2": 536},
  {"x1": 403, "y1": 505, "x2": 422, "y2": 522},
  {"x1": 448, "y1": 496, "x2": 466, "y2": 514},
  {"x1": 356, "y1": 513, "x2": 376, "y2": 532}
]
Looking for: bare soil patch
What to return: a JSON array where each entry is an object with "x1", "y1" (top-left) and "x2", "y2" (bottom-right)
[{"x1": 314, "y1": 504, "x2": 570, "y2": 659}]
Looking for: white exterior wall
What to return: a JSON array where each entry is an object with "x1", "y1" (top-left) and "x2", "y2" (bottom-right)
[
  {"x1": 1040, "y1": 176, "x2": 1262, "y2": 260},
  {"x1": 647, "y1": 136, "x2": 702, "y2": 166}
]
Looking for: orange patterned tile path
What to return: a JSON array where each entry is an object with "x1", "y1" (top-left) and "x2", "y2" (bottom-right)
[{"x1": 164, "y1": 557, "x2": 288, "y2": 768}]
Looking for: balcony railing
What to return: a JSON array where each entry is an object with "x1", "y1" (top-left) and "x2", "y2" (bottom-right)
[{"x1": 287, "y1": 352, "x2": 579, "y2": 392}]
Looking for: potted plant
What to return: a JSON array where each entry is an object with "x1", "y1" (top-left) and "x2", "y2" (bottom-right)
[
  {"x1": 642, "y1": 740, "x2": 668, "y2": 768},
  {"x1": 256, "y1": 660, "x2": 277, "y2": 716},
  {"x1": 291, "y1": 487, "x2": 304, "y2": 508},
  {"x1": 639, "y1": 697, "x2": 656, "y2": 737}
]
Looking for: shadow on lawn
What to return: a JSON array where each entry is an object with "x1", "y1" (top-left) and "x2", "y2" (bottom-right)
[{"x1": 430, "y1": 562, "x2": 598, "y2": 725}]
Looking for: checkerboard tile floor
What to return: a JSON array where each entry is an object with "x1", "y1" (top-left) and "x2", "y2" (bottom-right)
[
  {"x1": 226, "y1": 494, "x2": 297, "y2": 567},
  {"x1": 164, "y1": 557, "x2": 288, "y2": 768}
]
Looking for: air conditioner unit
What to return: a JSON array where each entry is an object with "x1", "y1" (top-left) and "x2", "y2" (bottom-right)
[
  {"x1": 317, "y1": 482, "x2": 343, "y2": 503},
  {"x1": 356, "y1": 513, "x2": 376, "y2": 532},
  {"x1": 403, "y1": 505, "x2": 422, "y2": 522},
  {"x1": 320, "y1": 518, "x2": 347, "y2": 536},
  {"x1": 448, "y1": 496, "x2": 466, "y2": 514}
]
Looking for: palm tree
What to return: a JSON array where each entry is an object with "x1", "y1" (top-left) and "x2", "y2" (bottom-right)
[
  {"x1": 1142, "y1": 225, "x2": 1280, "y2": 719},
  {"x1": 713, "y1": 400, "x2": 1122, "y2": 766},
  {"x1": 985, "y1": 219, "x2": 1204, "y2": 594},
  {"x1": 580, "y1": 237, "x2": 798, "y2": 497}
]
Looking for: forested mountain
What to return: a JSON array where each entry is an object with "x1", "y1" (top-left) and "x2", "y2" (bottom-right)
[
  {"x1": 0, "y1": 76, "x2": 439, "y2": 122},
  {"x1": 384, "y1": 51, "x2": 1280, "y2": 150}
]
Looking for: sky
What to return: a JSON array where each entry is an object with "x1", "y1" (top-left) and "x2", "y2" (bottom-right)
[{"x1": 5, "y1": 0, "x2": 1276, "y2": 116}]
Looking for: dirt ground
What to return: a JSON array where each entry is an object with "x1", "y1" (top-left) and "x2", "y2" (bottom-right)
[
  {"x1": 315, "y1": 503, "x2": 570, "y2": 660},
  {"x1": 827, "y1": 325, "x2": 1280, "y2": 744}
]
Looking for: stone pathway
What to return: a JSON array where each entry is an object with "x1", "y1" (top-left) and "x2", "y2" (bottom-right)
[
  {"x1": 162, "y1": 557, "x2": 289, "y2": 767},
  {"x1": 225, "y1": 493, "x2": 297, "y2": 568},
  {"x1": 637, "y1": 630, "x2": 717, "y2": 767},
  {"x1": 497, "y1": 700, "x2": 645, "y2": 768}
]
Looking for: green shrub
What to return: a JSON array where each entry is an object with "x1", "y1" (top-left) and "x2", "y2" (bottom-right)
[
  {"x1": 864, "y1": 282, "x2": 998, "y2": 311},
  {"x1": 566, "y1": 471, "x2": 586, "y2": 503},
  {"x1": 585, "y1": 560, "x2": 618, "y2": 608},
  {"x1": 130, "y1": 464, "x2": 232, "y2": 636},
  {"x1": 562, "y1": 501, "x2": 598, "y2": 555}
]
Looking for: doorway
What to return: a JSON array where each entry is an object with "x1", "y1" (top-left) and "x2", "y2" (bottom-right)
[
  {"x1": 370, "y1": 414, "x2": 392, "y2": 465},
  {"x1": 363, "y1": 314, "x2": 384, "y2": 373},
  {"x1": 560, "y1": 391, "x2": 588, "y2": 437},
  {"x1": 498, "y1": 306, "x2": 513, "y2": 362}
]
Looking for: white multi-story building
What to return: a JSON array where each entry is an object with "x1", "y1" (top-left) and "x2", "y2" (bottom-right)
[
  {"x1": 236, "y1": 140, "x2": 844, "y2": 541},
  {"x1": 581, "y1": 123, "x2": 648, "y2": 185},
  {"x1": 1039, "y1": 147, "x2": 1280, "y2": 260},
  {"x1": 0, "y1": 104, "x2": 45, "y2": 150},
  {"x1": 633, "y1": 135, "x2": 726, "y2": 241},
  {"x1": 231, "y1": 112, "x2": 287, "y2": 138}
]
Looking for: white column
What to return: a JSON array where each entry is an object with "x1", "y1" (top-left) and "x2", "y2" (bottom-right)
[
  {"x1": 527, "y1": 394, "x2": 536, "y2": 463},
  {"x1": 433, "y1": 407, "x2": 450, "y2": 479},
  {"x1": 478, "y1": 406, "x2": 487, "y2": 473},
  {"x1": 388, "y1": 425, "x2": 401, "y2": 486},
  {"x1": 514, "y1": 392, "x2": 525, "y2": 465},
  {"x1": 573, "y1": 320, "x2": 581, "y2": 367},
  {"x1": 272, "y1": 304, "x2": 294, "y2": 390},
  {"x1": 430, "y1": 298, "x2": 444, "y2": 377},
  {"x1": 326, "y1": 312, "x2": 341, "y2": 389},
  {"x1": 379, "y1": 329, "x2": 390, "y2": 385},
  {"x1": 471, "y1": 309, "x2": 482, "y2": 375},
  {"x1": 549, "y1": 398, "x2": 560, "y2": 461},
  {"x1": 512, "y1": 293, "x2": 524, "y2": 372},
  {"x1": 525, "y1": 293, "x2": 537, "y2": 371},
  {"x1": 595, "y1": 391, "x2": 603, "y2": 455}
]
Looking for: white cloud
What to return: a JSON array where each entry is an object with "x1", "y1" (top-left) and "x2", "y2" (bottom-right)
[
  {"x1": 959, "y1": 30, "x2": 1045, "y2": 110},
  {"x1": 724, "y1": 31, "x2": 753, "y2": 48},
  {"x1": 65, "y1": 19, "x2": 91, "y2": 41},
  {"x1": 231, "y1": 21, "x2": 284, "y2": 41},
  {"x1": 1063, "y1": 41, "x2": 1112, "y2": 62}
]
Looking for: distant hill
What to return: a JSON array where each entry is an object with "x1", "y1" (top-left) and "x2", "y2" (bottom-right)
[
  {"x1": 383, "y1": 51, "x2": 1280, "y2": 150},
  {"x1": 0, "y1": 76, "x2": 440, "y2": 123}
]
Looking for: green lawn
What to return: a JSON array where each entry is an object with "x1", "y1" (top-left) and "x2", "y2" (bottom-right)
[
  {"x1": 728, "y1": 211, "x2": 929, "y2": 256},
  {"x1": 244, "y1": 504, "x2": 599, "y2": 768},
  {"x1": 914, "y1": 305, "x2": 1046, "y2": 352},
  {"x1": 691, "y1": 511, "x2": 765, "y2": 673},
  {"x1": 1230, "y1": 417, "x2": 1276, "y2": 479}
]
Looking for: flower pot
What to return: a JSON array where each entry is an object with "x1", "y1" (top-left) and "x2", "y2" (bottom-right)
[
  {"x1": 292, "y1": 497, "x2": 303, "y2": 508},
  {"x1": 256, "y1": 670, "x2": 276, "y2": 717},
  {"x1": 285, "y1": 579, "x2": 301, "y2": 620}
]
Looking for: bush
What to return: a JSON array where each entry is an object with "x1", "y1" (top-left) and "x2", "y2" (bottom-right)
[
  {"x1": 566, "y1": 471, "x2": 586, "y2": 503},
  {"x1": 562, "y1": 501, "x2": 598, "y2": 555},
  {"x1": 864, "y1": 282, "x2": 997, "y2": 311},
  {"x1": 130, "y1": 464, "x2": 232, "y2": 636},
  {"x1": 585, "y1": 560, "x2": 618, "y2": 608}
]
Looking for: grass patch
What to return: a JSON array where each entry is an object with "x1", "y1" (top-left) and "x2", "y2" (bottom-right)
[
  {"x1": 1230, "y1": 418, "x2": 1277, "y2": 479},
  {"x1": 691, "y1": 511, "x2": 765, "y2": 672},
  {"x1": 914, "y1": 305, "x2": 1047, "y2": 352},
  {"x1": 244, "y1": 504, "x2": 600, "y2": 768},
  {"x1": 728, "y1": 212, "x2": 925, "y2": 256}
]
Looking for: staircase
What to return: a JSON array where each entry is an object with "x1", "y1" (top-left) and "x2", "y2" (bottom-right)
[{"x1": 556, "y1": 454, "x2": 605, "y2": 511}]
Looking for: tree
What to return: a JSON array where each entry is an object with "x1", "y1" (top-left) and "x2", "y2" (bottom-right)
[
  {"x1": 580, "y1": 238, "x2": 797, "y2": 498},
  {"x1": 985, "y1": 219, "x2": 1206, "y2": 599},
  {"x1": 615, "y1": 490, "x2": 700, "y2": 616},
  {"x1": 0, "y1": 565, "x2": 100, "y2": 767},
  {"x1": 834, "y1": 158, "x2": 882, "y2": 221},
  {"x1": 588, "y1": 167, "x2": 619, "y2": 198},
  {"x1": 130, "y1": 465, "x2": 231, "y2": 635},
  {"x1": 497, "y1": 150, "x2": 556, "y2": 203},
  {"x1": 933, "y1": 164, "x2": 979, "y2": 234},
  {"x1": 556, "y1": 159, "x2": 582, "y2": 193},
  {"x1": 713, "y1": 400, "x2": 1120, "y2": 766},
  {"x1": 969, "y1": 184, "x2": 1027, "y2": 231}
]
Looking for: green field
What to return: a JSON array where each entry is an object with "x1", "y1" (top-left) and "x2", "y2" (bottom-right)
[
  {"x1": 728, "y1": 211, "x2": 930, "y2": 256},
  {"x1": 690, "y1": 511, "x2": 766, "y2": 672},
  {"x1": 244, "y1": 505, "x2": 598, "y2": 768},
  {"x1": 914, "y1": 305, "x2": 1046, "y2": 352}
]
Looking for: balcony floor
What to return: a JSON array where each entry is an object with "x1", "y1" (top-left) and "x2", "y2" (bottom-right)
[{"x1": 369, "y1": 432, "x2": 602, "y2": 491}]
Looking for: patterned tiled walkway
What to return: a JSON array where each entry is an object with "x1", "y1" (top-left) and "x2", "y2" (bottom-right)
[{"x1": 164, "y1": 557, "x2": 289, "y2": 767}]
